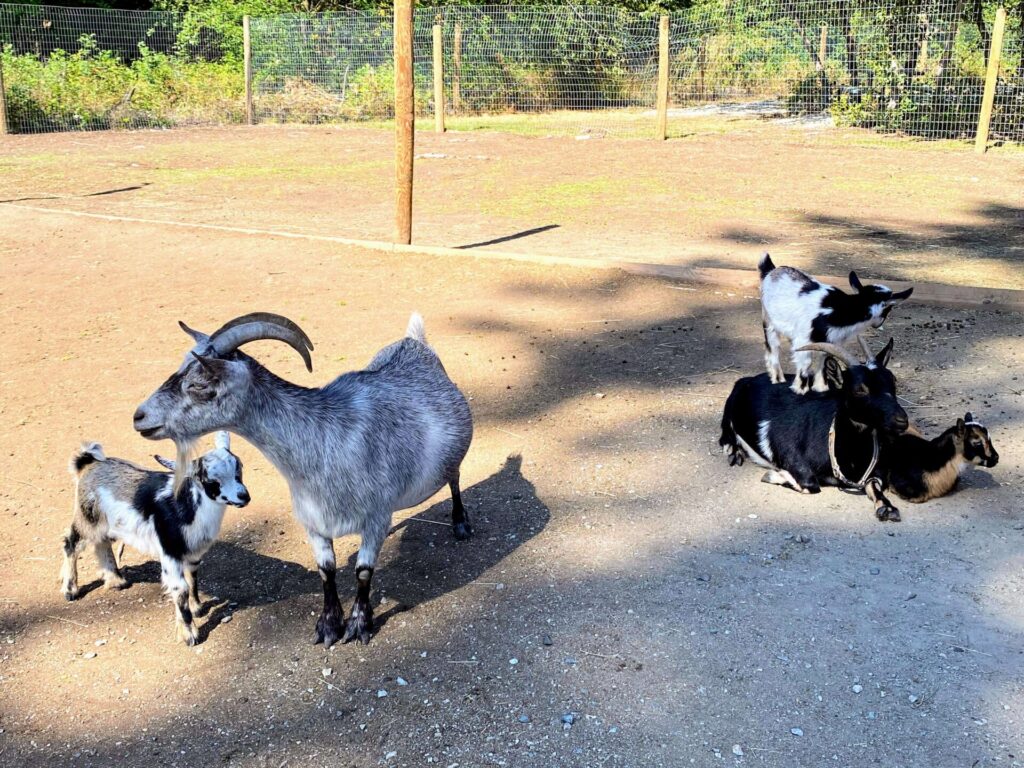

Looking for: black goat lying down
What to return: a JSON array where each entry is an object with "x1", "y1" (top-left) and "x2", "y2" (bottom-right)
[
  {"x1": 882, "y1": 413, "x2": 999, "y2": 503},
  {"x1": 720, "y1": 338, "x2": 909, "y2": 521}
]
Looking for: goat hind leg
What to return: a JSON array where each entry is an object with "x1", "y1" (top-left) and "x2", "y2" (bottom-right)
[
  {"x1": 763, "y1": 323, "x2": 785, "y2": 384},
  {"x1": 184, "y1": 563, "x2": 207, "y2": 617},
  {"x1": 95, "y1": 539, "x2": 128, "y2": 590},
  {"x1": 60, "y1": 526, "x2": 84, "y2": 600},
  {"x1": 449, "y1": 472, "x2": 473, "y2": 541},
  {"x1": 790, "y1": 350, "x2": 815, "y2": 394}
]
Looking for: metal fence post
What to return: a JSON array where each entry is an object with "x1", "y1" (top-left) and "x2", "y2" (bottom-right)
[
  {"x1": 433, "y1": 23, "x2": 445, "y2": 133},
  {"x1": 0, "y1": 54, "x2": 9, "y2": 135},
  {"x1": 394, "y1": 0, "x2": 415, "y2": 244},
  {"x1": 656, "y1": 14, "x2": 669, "y2": 140},
  {"x1": 974, "y1": 5, "x2": 1007, "y2": 154},
  {"x1": 453, "y1": 22, "x2": 462, "y2": 114},
  {"x1": 243, "y1": 15, "x2": 254, "y2": 125}
]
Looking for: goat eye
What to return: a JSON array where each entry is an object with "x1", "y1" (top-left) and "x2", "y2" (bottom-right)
[{"x1": 855, "y1": 385, "x2": 870, "y2": 397}]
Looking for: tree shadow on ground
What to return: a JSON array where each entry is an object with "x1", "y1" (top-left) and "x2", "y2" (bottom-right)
[{"x1": 711, "y1": 202, "x2": 1024, "y2": 280}]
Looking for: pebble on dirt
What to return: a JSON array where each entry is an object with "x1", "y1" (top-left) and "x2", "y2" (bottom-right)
[
  {"x1": 791, "y1": 728, "x2": 804, "y2": 736},
  {"x1": 732, "y1": 744, "x2": 744, "y2": 756}
]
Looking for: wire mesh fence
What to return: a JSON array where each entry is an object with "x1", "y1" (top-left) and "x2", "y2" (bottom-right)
[
  {"x1": 0, "y1": 3, "x2": 236, "y2": 132},
  {"x1": 1, "y1": 2, "x2": 1022, "y2": 142}
]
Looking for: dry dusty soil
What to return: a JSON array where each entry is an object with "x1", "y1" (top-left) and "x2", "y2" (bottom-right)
[
  {"x1": 0, "y1": 182, "x2": 1023, "y2": 768},
  {"x1": 1, "y1": 123, "x2": 1022, "y2": 289}
]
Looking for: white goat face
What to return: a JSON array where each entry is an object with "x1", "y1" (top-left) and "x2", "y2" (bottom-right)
[
  {"x1": 195, "y1": 433, "x2": 250, "y2": 507},
  {"x1": 134, "y1": 353, "x2": 251, "y2": 442}
]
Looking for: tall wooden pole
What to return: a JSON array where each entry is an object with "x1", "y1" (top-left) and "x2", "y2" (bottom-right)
[
  {"x1": 0, "y1": 54, "x2": 9, "y2": 135},
  {"x1": 394, "y1": 0, "x2": 415, "y2": 244},
  {"x1": 656, "y1": 15, "x2": 669, "y2": 140},
  {"x1": 818, "y1": 24, "x2": 828, "y2": 70},
  {"x1": 243, "y1": 15, "x2": 254, "y2": 126},
  {"x1": 974, "y1": 5, "x2": 1006, "y2": 154},
  {"x1": 453, "y1": 22, "x2": 462, "y2": 113},
  {"x1": 432, "y1": 24, "x2": 445, "y2": 133}
]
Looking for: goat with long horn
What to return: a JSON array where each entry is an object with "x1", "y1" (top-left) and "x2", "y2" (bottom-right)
[
  {"x1": 133, "y1": 311, "x2": 474, "y2": 646},
  {"x1": 720, "y1": 337, "x2": 909, "y2": 521}
]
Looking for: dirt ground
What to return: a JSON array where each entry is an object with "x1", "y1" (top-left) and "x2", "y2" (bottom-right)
[
  {"x1": 0, "y1": 203, "x2": 1022, "y2": 768},
  {"x1": 1, "y1": 121, "x2": 1022, "y2": 290}
]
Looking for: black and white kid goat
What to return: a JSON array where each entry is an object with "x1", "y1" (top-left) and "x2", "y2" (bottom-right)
[
  {"x1": 881, "y1": 413, "x2": 999, "y2": 503},
  {"x1": 132, "y1": 312, "x2": 473, "y2": 647},
  {"x1": 759, "y1": 253, "x2": 913, "y2": 394},
  {"x1": 720, "y1": 338, "x2": 909, "y2": 521},
  {"x1": 61, "y1": 432, "x2": 249, "y2": 645}
]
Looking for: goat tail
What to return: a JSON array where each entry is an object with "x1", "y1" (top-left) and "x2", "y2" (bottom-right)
[
  {"x1": 757, "y1": 252, "x2": 775, "y2": 280},
  {"x1": 405, "y1": 312, "x2": 427, "y2": 344},
  {"x1": 69, "y1": 442, "x2": 105, "y2": 475}
]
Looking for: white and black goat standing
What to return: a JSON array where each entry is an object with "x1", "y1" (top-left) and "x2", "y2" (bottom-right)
[
  {"x1": 759, "y1": 253, "x2": 913, "y2": 393},
  {"x1": 132, "y1": 312, "x2": 473, "y2": 646},
  {"x1": 720, "y1": 338, "x2": 909, "y2": 521},
  {"x1": 61, "y1": 432, "x2": 249, "y2": 645}
]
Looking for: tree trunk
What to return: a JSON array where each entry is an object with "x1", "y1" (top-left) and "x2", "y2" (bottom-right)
[
  {"x1": 974, "y1": 0, "x2": 991, "y2": 56},
  {"x1": 841, "y1": 0, "x2": 859, "y2": 91}
]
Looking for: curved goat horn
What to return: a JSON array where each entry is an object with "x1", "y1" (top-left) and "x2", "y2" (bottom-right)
[
  {"x1": 857, "y1": 335, "x2": 873, "y2": 361},
  {"x1": 209, "y1": 313, "x2": 314, "y2": 372},
  {"x1": 795, "y1": 342, "x2": 862, "y2": 369}
]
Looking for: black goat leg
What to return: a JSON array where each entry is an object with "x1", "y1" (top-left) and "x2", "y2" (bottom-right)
[{"x1": 865, "y1": 478, "x2": 901, "y2": 522}]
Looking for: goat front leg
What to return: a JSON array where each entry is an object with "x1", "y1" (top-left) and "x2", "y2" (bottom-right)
[
  {"x1": 161, "y1": 556, "x2": 197, "y2": 646},
  {"x1": 790, "y1": 349, "x2": 815, "y2": 394},
  {"x1": 343, "y1": 520, "x2": 387, "y2": 645},
  {"x1": 184, "y1": 562, "x2": 207, "y2": 617},
  {"x1": 449, "y1": 472, "x2": 473, "y2": 541},
  {"x1": 865, "y1": 478, "x2": 901, "y2": 522},
  {"x1": 308, "y1": 533, "x2": 345, "y2": 648}
]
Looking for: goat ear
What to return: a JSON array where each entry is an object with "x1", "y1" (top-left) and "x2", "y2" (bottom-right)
[
  {"x1": 964, "y1": 411, "x2": 974, "y2": 423},
  {"x1": 190, "y1": 351, "x2": 228, "y2": 380},
  {"x1": 955, "y1": 418, "x2": 966, "y2": 436},
  {"x1": 874, "y1": 337, "x2": 895, "y2": 368},
  {"x1": 154, "y1": 455, "x2": 176, "y2": 471},
  {"x1": 849, "y1": 271, "x2": 863, "y2": 292},
  {"x1": 891, "y1": 287, "x2": 914, "y2": 302},
  {"x1": 179, "y1": 321, "x2": 210, "y2": 344},
  {"x1": 824, "y1": 357, "x2": 844, "y2": 390},
  {"x1": 214, "y1": 431, "x2": 230, "y2": 450}
]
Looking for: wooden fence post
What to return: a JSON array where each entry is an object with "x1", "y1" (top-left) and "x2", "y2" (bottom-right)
[
  {"x1": 394, "y1": 0, "x2": 415, "y2": 244},
  {"x1": 243, "y1": 15, "x2": 254, "y2": 126},
  {"x1": 433, "y1": 23, "x2": 445, "y2": 133},
  {"x1": 974, "y1": 5, "x2": 1006, "y2": 154},
  {"x1": 818, "y1": 24, "x2": 828, "y2": 70},
  {"x1": 453, "y1": 22, "x2": 462, "y2": 114},
  {"x1": 0, "y1": 54, "x2": 9, "y2": 135},
  {"x1": 656, "y1": 14, "x2": 669, "y2": 140}
]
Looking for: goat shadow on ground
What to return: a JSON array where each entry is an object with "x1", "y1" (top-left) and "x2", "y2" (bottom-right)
[{"x1": 343, "y1": 454, "x2": 549, "y2": 633}]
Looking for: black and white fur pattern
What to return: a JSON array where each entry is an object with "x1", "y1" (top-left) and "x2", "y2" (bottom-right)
[
  {"x1": 720, "y1": 339, "x2": 910, "y2": 522},
  {"x1": 61, "y1": 432, "x2": 249, "y2": 645},
  {"x1": 759, "y1": 253, "x2": 913, "y2": 394},
  {"x1": 132, "y1": 312, "x2": 474, "y2": 647}
]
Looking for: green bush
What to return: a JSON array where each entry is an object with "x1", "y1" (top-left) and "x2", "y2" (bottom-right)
[{"x1": 2, "y1": 40, "x2": 243, "y2": 131}]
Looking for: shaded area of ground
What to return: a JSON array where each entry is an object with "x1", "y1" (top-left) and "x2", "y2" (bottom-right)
[
  {"x1": 0, "y1": 208, "x2": 1022, "y2": 767},
  {"x1": 1, "y1": 122, "x2": 1022, "y2": 290}
]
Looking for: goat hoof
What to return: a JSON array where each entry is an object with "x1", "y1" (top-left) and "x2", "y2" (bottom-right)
[
  {"x1": 62, "y1": 589, "x2": 80, "y2": 602},
  {"x1": 452, "y1": 521, "x2": 473, "y2": 541},
  {"x1": 105, "y1": 575, "x2": 129, "y2": 591},
  {"x1": 342, "y1": 604, "x2": 374, "y2": 645},
  {"x1": 876, "y1": 506, "x2": 902, "y2": 523},
  {"x1": 176, "y1": 623, "x2": 198, "y2": 646},
  {"x1": 313, "y1": 608, "x2": 344, "y2": 648}
]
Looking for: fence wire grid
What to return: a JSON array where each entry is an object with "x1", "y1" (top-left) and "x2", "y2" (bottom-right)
[{"x1": 1, "y1": 2, "x2": 1022, "y2": 142}]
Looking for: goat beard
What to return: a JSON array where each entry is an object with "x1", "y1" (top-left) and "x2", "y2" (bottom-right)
[{"x1": 172, "y1": 437, "x2": 198, "y2": 495}]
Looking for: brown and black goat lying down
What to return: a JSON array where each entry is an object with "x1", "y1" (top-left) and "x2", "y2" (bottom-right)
[{"x1": 882, "y1": 413, "x2": 999, "y2": 503}]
